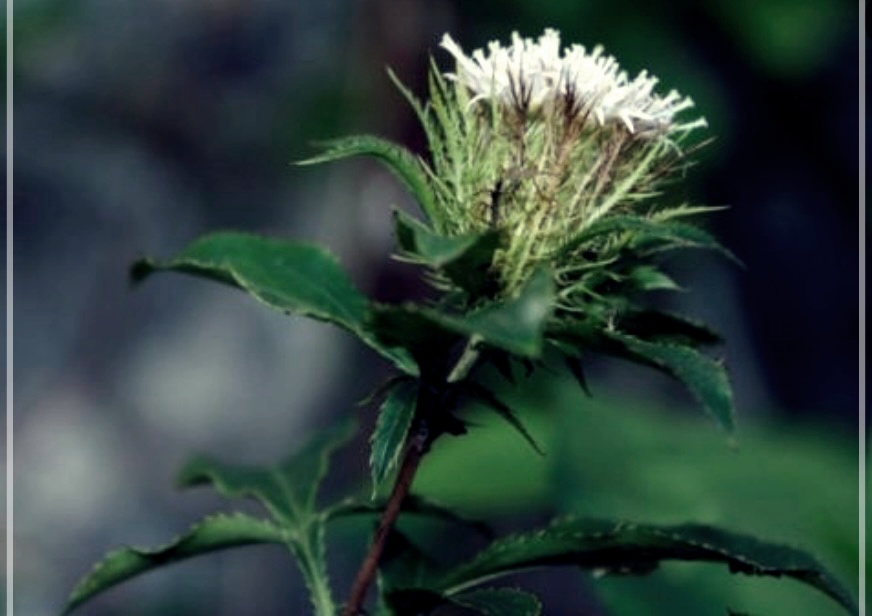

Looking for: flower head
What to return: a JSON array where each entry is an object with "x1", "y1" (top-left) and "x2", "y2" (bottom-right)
[
  {"x1": 394, "y1": 29, "x2": 712, "y2": 304},
  {"x1": 440, "y1": 29, "x2": 705, "y2": 136}
]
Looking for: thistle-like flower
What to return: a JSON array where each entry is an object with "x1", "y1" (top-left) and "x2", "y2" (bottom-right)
[
  {"x1": 392, "y1": 29, "x2": 713, "y2": 308},
  {"x1": 440, "y1": 29, "x2": 705, "y2": 136}
]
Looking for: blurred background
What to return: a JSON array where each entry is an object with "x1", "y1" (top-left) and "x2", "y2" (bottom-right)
[{"x1": 12, "y1": 0, "x2": 859, "y2": 615}]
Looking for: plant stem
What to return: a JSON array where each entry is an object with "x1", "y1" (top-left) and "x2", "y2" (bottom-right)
[{"x1": 341, "y1": 420, "x2": 431, "y2": 616}]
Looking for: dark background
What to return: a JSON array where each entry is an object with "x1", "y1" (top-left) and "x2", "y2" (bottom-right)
[{"x1": 13, "y1": 1, "x2": 859, "y2": 615}]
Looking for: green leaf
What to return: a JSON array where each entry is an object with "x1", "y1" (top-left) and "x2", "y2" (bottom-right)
[
  {"x1": 64, "y1": 513, "x2": 285, "y2": 614},
  {"x1": 461, "y1": 383, "x2": 544, "y2": 456},
  {"x1": 561, "y1": 353, "x2": 592, "y2": 397},
  {"x1": 296, "y1": 135, "x2": 439, "y2": 225},
  {"x1": 451, "y1": 588, "x2": 542, "y2": 616},
  {"x1": 178, "y1": 418, "x2": 356, "y2": 525},
  {"x1": 548, "y1": 320, "x2": 734, "y2": 433},
  {"x1": 371, "y1": 267, "x2": 555, "y2": 364},
  {"x1": 177, "y1": 419, "x2": 356, "y2": 615},
  {"x1": 615, "y1": 310, "x2": 723, "y2": 347},
  {"x1": 559, "y1": 215, "x2": 739, "y2": 264},
  {"x1": 626, "y1": 265, "x2": 682, "y2": 292},
  {"x1": 393, "y1": 209, "x2": 481, "y2": 267},
  {"x1": 458, "y1": 268, "x2": 555, "y2": 357},
  {"x1": 393, "y1": 210, "x2": 501, "y2": 297},
  {"x1": 370, "y1": 379, "x2": 419, "y2": 494},
  {"x1": 436, "y1": 517, "x2": 857, "y2": 615},
  {"x1": 605, "y1": 333, "x2": 735, "y2": 433},
  {"x1": 131, "y1": 232, "x2": 417, "y2": 375}
]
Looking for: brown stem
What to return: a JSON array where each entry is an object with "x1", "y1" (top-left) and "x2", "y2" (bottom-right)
[{"x1": 341, "y1": 421, "x2": 431, "y2": 616}]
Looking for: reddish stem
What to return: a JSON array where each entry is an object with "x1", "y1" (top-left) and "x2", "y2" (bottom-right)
[{"x1": 341, "y1": 424, "x2": 430, "y2": 616}]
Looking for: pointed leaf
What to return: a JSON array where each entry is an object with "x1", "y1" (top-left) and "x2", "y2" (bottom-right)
[
  {"x1": 177, "y1": 421, "x2": 354, "y2": 614},
  {"x1": 461, "y1": 383, "x2": 544, "y2": 456},
  {"x1": 559, "y1": 215, "x2": 739, "y2": 264},
  {"x1": 563, "y1": 354, "x2": 592, "y2": 397},
  {"x1": 370, "y1": 379, "x2": 420, "y2": 493},
  {"x1": 451, "y1": 588, "x2": 542, "y2": 616},
  {"x1": 131, "y1": 232, "x2": 417, "y2": 375},
  {"x1": 549, "y1": 321, "x2": 734, "y2": 433},
  {"x1": 606, "y1": 333, "x2": 735, "y2": 433},
  {"x1": 458, "y1": 268, "x2": 554, "y2": 357},
  {"x1": 178, "y1": 418, "x2": 356, "y2": 525},
  {"x1": 394, "y1": 210, "x2": 501, "y2": 296},
  {"x1": 64, "y1": 513, "x2": 285, "y2": 614},
  {"x1": 393, "y1": 209, "x2": 482, "y2": 267},
  {"x1": 626, "y1": 265, "x2": 682, "y2": 292},
  {"x1": 436, "y1": 517, "x2": 857, "y2": 615},
  {"x1": 371, "y1": 267, "x2": 555, "y2": 363},
  {"x1": 616, "y1": 309, "x2": 723, "y2": 347},
  {"x1": 297, "y1": 135, "x2": 439, "y2": 225}
]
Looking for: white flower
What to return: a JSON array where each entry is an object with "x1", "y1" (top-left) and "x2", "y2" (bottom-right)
[{"x1": 440, "y1": 29, "x2": 705, "y2": 137}]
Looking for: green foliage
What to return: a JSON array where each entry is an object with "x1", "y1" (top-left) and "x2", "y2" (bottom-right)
[
  {"x1": 131, "y1": 231, "x2": 418, "y2": 375},
  {"x1": 558, "y1": 214, "x2": 739, "y2": 265},
  {"x1": 459, "y1": 382, "x2": 544, "y2": 456},
  {"x1": 371, "y1": 266, "x2": 555, "y2": 365},
  {"x1": 602, "y1": 333, "x2": 735, "y2": 433},
  {"x1": 431, "y1": 517, "x2": 856, "y2": 613},
  {"x1": 296, "y1": 134, "x2": 440, "y2": 227},
  {"x1": 393, "y1": 209, "x2": 502, "y2": 299},
  {"x1": 67, "y1": 33, "x2": 858, "y2": 616},
  {"x1": 550, "y1": 319, "x2": 736, "y2": 432},
  {"x1": 63, "y1": 513, "x2": 286, "y2": 614},
  {"x1": 370, "y1": 378, "x2": 419, "y2": 494},
  {"x1": 414, "y1": 386, "x2": 858, "y2": 615},
  {"x1": 65, "y1": 420, "x2": 356, "y2": 616}
]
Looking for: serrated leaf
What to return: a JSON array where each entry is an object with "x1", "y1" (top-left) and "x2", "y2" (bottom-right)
[
  {"x1": 451, "y1": 588, "x2": 542, "y2": 616},
  {"x1": 178, "y1": 420, "x2": 355, "y2": 615},
  {"x1": 393, "y1": 210, "x2": 501, "y2": 297},
  {"x1": 559, "y1": 215, "x2": 739, "y2": 264},
  {"x1": 178, "y1": 418, "x2": 356, "y2": 525},
  {"x1": 393, "y1": 209, "x2": 482, "y2": 267},
  {"x1": 370, "y1": 379, "x2": 419, "y2": 494},
  {"x1": 458, "y1": 268, "x2": 554, "y2": 357},
  {"x1": 605, "y1": 333, "x2": 735, "y2": 433},
  {"x1": 631, "y1": 220, "x2": 742, "y2": 266},
  {"x1": 548, "y1": 320, "x2": 734, "y2": 433},
  {"x1": 372, "y1": 267, "x2": 555, "y2": 365},
  {"x1": 131, "y1": 232, "x2": 418, "y2": 376},
  {"x1": 64, "y1": 513, "x2": 285, "y2": 614},
  {"x1": 461, "y1": 383, "x2": 544, "y2": 456},
  {"x1": 615, "y1": 310, "x2": 723, "y2": 347},
  {"x1": 436, "y1": 517, "x2": 857, "y2": 614},
  {"x1": 296, "y1": 135, "x2": 439, "y2": 225}
]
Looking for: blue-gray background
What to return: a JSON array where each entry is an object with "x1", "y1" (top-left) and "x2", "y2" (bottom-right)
[{"x1": 13, "y1": 1, "x2": 859, "y2": 615}]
